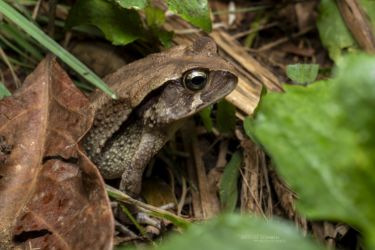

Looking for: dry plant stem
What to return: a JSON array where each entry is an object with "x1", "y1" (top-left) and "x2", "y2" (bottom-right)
[
  {"x1": 182, "y1": 123, "x2": 203, "y2": 218},
  {"x1": 210, "y1": 31, "x2": 280, "y2": 90},
  {"x1": 227, "y1": 1, "x2": 236, "y2": 27},
  {"x1": 336, "y1": 0, "x2": 375, "y2": 53},
  {"x1": 210, "y1": 31, "x2": 282, "y2": 110},
  {"x1": 270, "y1": 168, "x2": 308, "y2": 233},
  {"x1": 239, "y1": 138, "x2": 266, "y2": 216},
  {"x1": 299, "y1": 217, "x2": 308, "y2": 235},
  {"x1": 177, "y1": 177, "x2": 188, "y2": 216},
  {"x1": 173, "y1": 23, "x2": 227, "y2": 35},
  {"x1": 31, "y1": 0, "x2": 43, "y2": 20},
  {"x1": 157, "y1": 154, "x2": 178, "y2": 205},
  {"x1": 191, "y1": 126, "x2": 221, "y2": 218},
  {"x1": 270, "y1": 170, "x2": 298, "y2": 219},
  {"x1": 295, "y1": 2, "x2": 318, "y2": 31},
  {"x1": 324, "y1": 222, "x2": 337, "y2": 249},
  {"x1": 62, "y1": 31, "x2": 73, "y2": 49},
  {"x1": 260, "y1": 155, "x2": 273, "y2": 216},
  {"x1": 106, "y1": 185, "x2": 190, "y2": 229},
  {"x1": 115, "y1": 221, "x2": 138, "y2": 238},
  {"x1": 208, "y1": 140, "x2": 229, "y2": 210},
  {"x1": 215, "y1": 140, "x2": 228, "y2": 169},
  {"x1": 255, "y1": 26, "x2": 315, "y2": 52},
  {"x1": 0, "y1": 47, "x2": 21, "y2": 88},
  {"x1": 312, "y1": 222, "x2": 352, "y2": 249},
  {"x1": 233, "y1": 22, "x2": 279, "y2": 39},
  {"x1": 167, "y1": 164, "x2": 178, "y2": 205},
  {"x1": 47, "y1": 0, "x2": 57, "y2": 37}
]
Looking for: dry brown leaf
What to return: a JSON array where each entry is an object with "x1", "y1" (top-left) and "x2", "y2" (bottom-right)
[
  {"x1": 0, "y1": 56, "x2": 113, "y2": 249},
  {"x1": 336, "y1": 0, "x2": 375, "y2": 53}
]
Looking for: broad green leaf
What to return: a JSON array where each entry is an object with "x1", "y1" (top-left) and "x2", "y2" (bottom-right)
[
  {"x1": 199, "y1": 106, "x2": 213, "y2": 132},
  {"x1": 286, "y1": 64, "x2": 319, "y2": 85},
  {"x1": 216, "y1": 100, "x2": 236, "y2": 134},
  {"x1": 334, "y1": 55, "x2": 375, "y2": 163},
  {"x1": 167, "y1": 0, "x2": 212, "y2": 32},
  {"x1": 219, "y1": 151, "x2": 242, "y2": 212},
  {"x1": 144, "y1": 6, "x2": 173, "y2": 47},
  {"x1": 0, "y1": 0, "x2": 116, "y2": 98},
  {"x1": 0, "y1": 83, "x2": 11, "y2": 99},
  {"x1": 66, "y1": 0, "x2": 144, "y2": 45},
  {"x1": 317, "y1": 0, "x2": 358, "y2": 61},
  {"x1": 110, "y1": 0, "x2": 148, "y2": 10},
  {"x1": 156, "y1": 214, "x2": 323, "y2": 250},
  {"x1": 246, "y1": 54, "x2": 375, "y2": 249}
]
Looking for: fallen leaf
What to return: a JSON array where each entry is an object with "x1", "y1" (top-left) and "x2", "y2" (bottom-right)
[{"x1": 0, "y1": 56, "x2": 114, "y2": 249}]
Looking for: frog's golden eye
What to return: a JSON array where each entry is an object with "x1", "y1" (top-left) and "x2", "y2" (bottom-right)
[{"x1": 183, "y1": 69, "x2": 208, "y2": 91}]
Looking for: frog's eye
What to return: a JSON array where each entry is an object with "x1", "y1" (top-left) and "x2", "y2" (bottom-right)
[{"x1": 183, "y1": 69, "x2": 208, "y2": 91}]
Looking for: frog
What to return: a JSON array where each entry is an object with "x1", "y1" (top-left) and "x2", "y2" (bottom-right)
[{"x1": 83, "y1": 37, "x2": 238, "y2": 197}]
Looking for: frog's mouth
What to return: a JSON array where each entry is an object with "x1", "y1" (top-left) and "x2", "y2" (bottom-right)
[{"x1": 199, "y1": 70, "x2": 238, "y2": 108}]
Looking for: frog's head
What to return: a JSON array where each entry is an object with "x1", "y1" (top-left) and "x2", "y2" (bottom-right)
[{"x1": 139, "y1": 37, "x2": 238, "y2": 126}]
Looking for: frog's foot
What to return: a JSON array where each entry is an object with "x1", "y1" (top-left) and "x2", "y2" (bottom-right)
[
  {"x1": 136, "y1": 212, "x2": 161, "y2": 228},
  {"x1": 136, "y1": 212, "x2": 163, "y2": 236},
  {"x1": 112, "y1": 201, "x2": 167, "y2": 238}
]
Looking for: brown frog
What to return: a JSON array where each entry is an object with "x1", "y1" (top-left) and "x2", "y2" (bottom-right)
[{"x1": 83, "y1": 37, "x2": 237, "y2": 197}]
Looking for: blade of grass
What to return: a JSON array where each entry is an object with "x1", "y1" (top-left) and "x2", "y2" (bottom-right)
[
  {"x1": 0, "y1": 0, "x2": 117, "y2": 98},
  {"x1": 0, "y1": 34, "x2": 38, "y2": 63},
  {"x1": 8, "y1": 1, "x2": 34, "y2": 18},
  {"x1": 7, "y1": 0, "x2": 37, "y2": 5},
  {"x1": 0, "y1": 23, "x2": 43, "y2": 61},
  {"x1": 106, "y1": 185, "x2": 190, "y2": 229},
  {"x1": 0, "y1": 47, "x2": 21, "y2": 88},
  {"x1": 7, "y1": 57, "x2": 34, "y2": 69},
  {"x1": 119, "y1": 204, "x2": 146, "y2": 236}
]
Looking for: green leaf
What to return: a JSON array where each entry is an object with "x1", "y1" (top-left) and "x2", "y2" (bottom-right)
[
  {"x1": 286, "y1": 64, "x2": 319, "y2": 85},
  {"x1": 167, "y1": 0, "x2": 212, "y2": 32},
  {"x1": 0, "y1": 0, "x2": 116, "y2": 98},
  {"x1": 0, "y1": 83, "x2": 11, "y2": 99},
  {"x1": 360, "y1": 0, "x2": 375, "y2": 32},
  {"x1": 317, "y1": 0, "x2": 358, "y2": 61},
  {"x1": 110, "y1": 0, "x2": 148, "y2": 10},
  {"x1": 157, "y1": 214, "x2": 323, "y2": 250},
  {"x1": 199, "y1": 106, "x2": 213, "y2": 132},
  {"x1": 155, "y1": 29, "x2": 173, "y2": 48},
  {"x1": 216, "y1": 100, "x2": 236, "y2": 134},
  {"x1": 317, "y1": 0, "x2": 375, "y2": 61},
  {"x1": 220, "y1": 151, "x2": 242, "y2": 212},
  {"x1": 145, "y1": 6, "x2": 166, "y2": 27},
  {"x1": 247, "y1": 54, "x2": 375, "y2": 249},
  {"x1": 144, "y1": 6, "x2": 173, "y2": 47},
  {"x1": 66, "y1": 0, "x2": 144, "y2": 45}
]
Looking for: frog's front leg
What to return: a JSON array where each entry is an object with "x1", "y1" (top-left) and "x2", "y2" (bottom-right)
[
  {"x1": 92, "y1": 121, "x2": 167, "y2": 197},
  {"x1": 119, "y1": 128, "x2": 167, "y2": 197}
]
